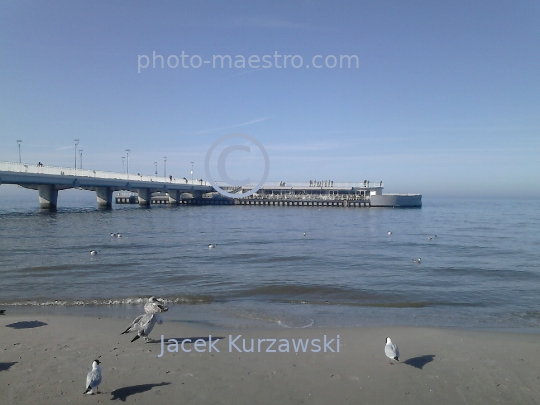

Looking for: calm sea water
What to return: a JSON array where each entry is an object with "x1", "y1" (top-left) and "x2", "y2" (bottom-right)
[{"x1": 1, "y1": 190, "x2": 539, "y2": 332}]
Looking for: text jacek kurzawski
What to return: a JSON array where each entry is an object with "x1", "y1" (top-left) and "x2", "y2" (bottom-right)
[{"x1": 157, "y1": 334, "x2": 340, "y2": 357}]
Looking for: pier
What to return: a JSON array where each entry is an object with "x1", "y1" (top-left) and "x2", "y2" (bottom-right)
[
  {"x1": 0, "y1": 162, "x2": 213, "y2": 209},
  {"x1": 0, "y1": 161, "x2": 421, "y2": 209}
]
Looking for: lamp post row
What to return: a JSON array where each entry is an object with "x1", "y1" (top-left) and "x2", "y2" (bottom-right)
[{"x1": 15, "y1": 140, "x2": 193, "y2": 179}]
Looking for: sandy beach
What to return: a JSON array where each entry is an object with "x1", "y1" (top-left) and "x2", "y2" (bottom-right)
[{"x1": 1, "y1": 313, "x2": 539, "y2": 404}]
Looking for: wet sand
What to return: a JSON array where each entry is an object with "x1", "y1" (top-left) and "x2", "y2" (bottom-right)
[{"x1": 1, "y1": 314, "x2": 539, "y2": 404}]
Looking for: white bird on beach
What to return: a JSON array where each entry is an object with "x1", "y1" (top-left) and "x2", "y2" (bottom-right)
[
  {"x1": 121, "y1": 313, "x2": 164, "y2": 342},
  {"x1": 385, "y1": 337, "x2": 400, "y2": 364},
  {"x1": 413, "y1": 258, "x2": 421, "y2": 264},
  {"x1": 84, "y1": 359, "x2": 102, "y2": 395},
  {"x1": 144, "y1": 296, "x2": 169, "y2": 314},
  {"x1": 90, "y1": 250, "x2": 99, "y2": 255}
]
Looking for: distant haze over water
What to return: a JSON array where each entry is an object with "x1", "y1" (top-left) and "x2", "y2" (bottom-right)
[{"x1": 1, "y1": 191, "x2": 539, "y2": 333}]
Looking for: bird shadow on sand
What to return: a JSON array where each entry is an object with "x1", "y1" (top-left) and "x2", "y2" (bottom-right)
[
  {"x1": 403, "y1": 355, "x2": 435, "y2": 369},
  {"x1": 0, "y1": 362, "x2": 17, "y2": 371},
  {"x1": 5, "y1": 321, "x2": 48, "y2": 329},
  {"x1": 111, "y1": 382, "x2": 171, "y2": 402},
  {"x1": 146, "y1": 336, "x2": 225, "y2": 344}
]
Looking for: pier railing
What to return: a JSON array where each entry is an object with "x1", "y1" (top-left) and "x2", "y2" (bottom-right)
[
  {"x1": 1, "y1": 161, "x2": 382, "y2": 191},
  {"x1": 0, "y1": 161, "x2": 209, "y2": 186},
  {"x1": 215, "y1": 181, "x2": 384, "y2": 189}
]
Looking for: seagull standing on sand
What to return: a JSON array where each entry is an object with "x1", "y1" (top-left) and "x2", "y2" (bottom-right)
[
  {"x1": 121, "y1": 296, "x2": 168, "y2": 342},
  {"x1": 385, "y1": 337, "x2": 400, "y2": 364},
  {"x1": 121, "y1": 313, "x2": 164, "y2": 342},
  {"x1": 84, "y1": 360, "x2": 102, "y2": 394}
]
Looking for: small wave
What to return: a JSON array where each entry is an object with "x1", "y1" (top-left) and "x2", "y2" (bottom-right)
[
  {"x1": 277, "y1": 318, "x2": 315, "y2": 328},
  {"x1": 0, "y1": 295, "x2": 214, "y2": 307}
]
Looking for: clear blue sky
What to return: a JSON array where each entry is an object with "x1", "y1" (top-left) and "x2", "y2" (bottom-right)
[{"x1": 1, "y1": 0, "x2": 539, "y2": 198}]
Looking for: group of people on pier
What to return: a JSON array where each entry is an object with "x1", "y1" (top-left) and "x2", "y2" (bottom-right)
[{"x1": 309, "y1": 180, "x2": 334, "y2": 187}]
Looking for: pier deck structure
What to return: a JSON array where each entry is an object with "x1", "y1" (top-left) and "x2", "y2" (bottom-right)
[
  {"x1": 1, "y1": 162, "x2": 421, "y2": 209},
  {"x1": 116, "y1": 181, "x2": 421, "y2": 208},
  {"x1": 0, "y1": 161, "x2": 213, "y2": 209}
]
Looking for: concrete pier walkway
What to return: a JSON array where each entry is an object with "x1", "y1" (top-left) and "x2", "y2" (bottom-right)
[{"x1": 0, "y1": 161, "x2": 213, "y2": 209}]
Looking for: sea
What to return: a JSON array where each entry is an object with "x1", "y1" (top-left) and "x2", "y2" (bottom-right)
[{"x1": 1, "y1": 189, "x2": 539, "y2": 333}]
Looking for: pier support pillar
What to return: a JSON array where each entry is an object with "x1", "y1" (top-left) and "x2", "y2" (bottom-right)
[
  {"x1": 168, "y1": 190, "x2": 181, "y2": 205},
  {"x1": 38, "y1": 185, "x2": 58, "y2": 209},
  {"x1": 137, "y1": 189, "x2": 151, "y2": 206},
  {"x1": 96, "y1": 187, "x2": 113, "y2": 208}
]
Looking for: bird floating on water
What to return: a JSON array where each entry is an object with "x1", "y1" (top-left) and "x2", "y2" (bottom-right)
[
  {"x1": 388, "y1": 231, "x2": 392, "y2": 235},
  {"x1": 84, "y1": 359, "x2": 102, "y2": 395},
  {"x1": 208, "y1": 244, "x2": 216, "y2": 249},
  {"x1": 303, "y1": 232, "x2": 306, "y2": 237},
  {"x1": 90, "y1": 250, "x2": 99, "y2": 255},
  {"x1": 413, "y1": 258, "x2": 421, "y2": 264},
  {"x1": 385, "y1": 337, "x2": 400, "y2": 364},
  {"x1": 428, "y1": 236, "x2": 433, "y2": 240}
]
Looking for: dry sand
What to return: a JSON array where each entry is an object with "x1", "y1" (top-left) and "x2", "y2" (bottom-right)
[{"x1": 1, "y1": 314, "x2": 539, "y2": 404}]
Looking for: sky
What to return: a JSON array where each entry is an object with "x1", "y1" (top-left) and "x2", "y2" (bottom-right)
[{"x1": 1, "y1": 0, "x2": 539, "y2": 198}]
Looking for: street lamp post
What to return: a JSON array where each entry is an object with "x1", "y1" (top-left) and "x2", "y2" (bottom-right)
[
  {"x1": 79, "y1": 150, "x2": 83, "y2": 169},
  {"x1": 164, "y1": 157, "x2": 167, "y2": 178},
  {"x1": 125, "y1": 149, "x2": 130, "y2": 175},
  {"x1": 191, "y1": 161, "x2": 194, "y2": 183},
  {"x1": 74, "y1": 139, "x2": 79, "y2": 169},
  {"x1": 122, "y1": 157, "x2": 125, "y2": 172},
  {"x1": 17, "y1": 140, "x2": 22, "y2": 163}
]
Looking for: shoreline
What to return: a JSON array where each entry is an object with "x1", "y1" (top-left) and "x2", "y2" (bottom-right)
[
  {"x1": 1, "y1": 313, "x2": 539, "y2": 404},
  {"x1": 3, "y1": 303, "x2": 540, "y2": 336}
]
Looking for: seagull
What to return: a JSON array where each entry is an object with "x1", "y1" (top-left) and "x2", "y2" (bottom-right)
[
  {"x1": 413, "y1": 258, "x2": 421, "y2": 264},
  {"x1": 144, "y1": 296, "x2": 168, "y2": 314},
  {"x1": 303, "y1": 232, "x2": 306, "y2": 237},
  {"x1": 434, "y1": 234, "x2": 438, "y2": 237},
  {"x1": 388, "y1": 231, "x2": 392, "y2": 235},
  {"x1": 428, "y1": 236, "x2": 433, "y2": 241},
  {"x1": 90, "y1": 250, "x2": 99, "y2": 255},
  {"x1": 208, "y1": 244, "x2": 216, "y2": 249},
  {"x1": 117, "y1": 234, "x2": 122, "y2": 238},
  {"x1": 110, "y1": 233, "x2": 116, "y2": 237},
  {"x1": 121, "y1": 313, "x2": 164, "y2": 342},
  {"x1": 385, "y1": 337, "x2": 400, "y2": 364},
  {"x1": 84, "y1": 359, "x2": 102, "y2": 395}
]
